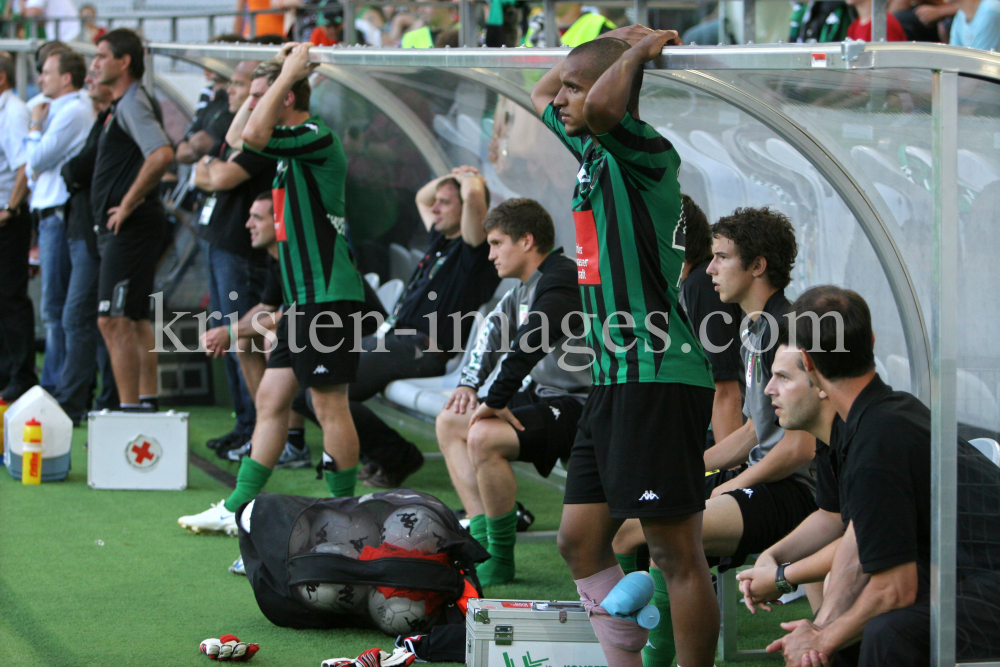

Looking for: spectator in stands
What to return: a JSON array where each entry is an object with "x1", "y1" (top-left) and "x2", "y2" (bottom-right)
[
  {"x1": 948, "y1": 0, "x2": 1000, "y2": 50},
  {"x1": 750, "y1": 287, "x2": 1000, "y2": 666},
  {"x1": 612, "y1": 206, "x2": 817, "y2": 667},
  {"x1": 25, "y1": 48, "x2": 92, "y2": 408},
  {"x1": 74, "y1": 3, "x2": 105, "y2": 43},
  {"x1": 21, "y1": 0, "x2": 79, "y2": 42},
  {"x1": 524, "y1": 3, "x2": 616, "y2": 47},
  {"x1": 436, "y1": 198, "x2": 591, "y2": 586},
  {"x1": 532, "y1": 28, "x2": 720, "y2": 667},
  {"x1": 351, "y1": 166, "x2": 498, "y2": 402},
  {"x1": 889, "y1": 0, "x2": 955, "y2": 41},
  {"x1": 354, "y1": 6, "x2": 385, "y2": 45},
  {"x1": 91, "y1": 29, "x2": 174, "y2": 412},
  {"x1": 789, "y1": 1, "x2": 854, "y2": 42},
  {"x1": 399, "y1": 2, "x2": 458, "y2": 48},
  {"x1": 192, "y1": 58, "x2": 276, "y2": 458},
  {"x1": 845, "y1": 0, "x2": 907, "y2": 40},
  {"x1": 58, "y1": 73, "x2": 118, "y2": 420},
  {"x1": 0, "y1": 52, "x2": 37, "y2": 403},
  {"x1": 179, "y1": 44, "x2": 365, "y2": 535},
  {"x1": 308, "y1": 4, "x2": 343, "y2": 45},
  {"x1": 235, "y1": 0, "x2": 285, "y2": 38},
  {"x1": 678, "y1": 195, "x2": 743, "y2": 445}
]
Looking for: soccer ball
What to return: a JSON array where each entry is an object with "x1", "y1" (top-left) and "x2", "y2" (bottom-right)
[
  {"x1": 239, "y1": 499, "x2": 255, "y2": 534},
  {"x1": 294, "y1": 581, "x2": 370, "y2": 615},
  {"x1": 368, "y1": 589, "x2": 440, "y2": 635},
  {"x1": 381, "y1": 505, "x2": 449, "y2": 554},
  {"x1": 288, "y1": 513, "x2": 313, "y2": 558},
  {"x1": 311, "y1": 507, "x2": 382, "y2": 557}
]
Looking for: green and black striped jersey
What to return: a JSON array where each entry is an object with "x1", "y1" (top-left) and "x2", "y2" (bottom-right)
[
  {"x1": 542, "y1": 104, "x2": 713, "y2": 388},
  {"x1": 251, "y1": 116, "x2": 363, "y2": 305}
]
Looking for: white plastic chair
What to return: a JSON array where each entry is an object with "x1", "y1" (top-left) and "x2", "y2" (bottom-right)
[
  {"x1": 364, "y1": 272, "x2": 380, "y2": 290},
  {"x1": 376, "y1": 279, "x2": 404, "y2": 313},
  {"x1": 969, "y1": 438, "x2": 1000, "y2": 467}
]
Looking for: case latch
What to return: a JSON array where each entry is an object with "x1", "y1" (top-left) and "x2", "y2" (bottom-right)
[
  {"x1": 474, "y1": 609, "x2": 490, "y2": 624},
  {"x1": 559, "y1": 610, "x2": 568, "y2": 623},
  {"x1": 494, "y1": 625, "x2": 514, "y2": 646}
]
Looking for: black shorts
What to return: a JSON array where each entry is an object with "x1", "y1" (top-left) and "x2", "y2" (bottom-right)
[
  {"x1": 266, "y1": 301, "x2": 361, "y2": 387},
  {"x1": 707, "y1": 471, "x2": 817, "y2": 570},
  {"x1": 96, "y1": 202, "x2": 167, "y2": 320},
  {"x1": 563, "y1": 382, "x2": 714, "y2": 519},
  {"x1": 506, "y1": 388, "x2": 584, "y2": 478}
]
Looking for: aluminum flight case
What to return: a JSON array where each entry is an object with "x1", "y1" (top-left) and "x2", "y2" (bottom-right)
[
  {"x1": 466, "y1": 599, "x2": 607, "y2": 667},
  {"x1": 87, "y1": 410, "x2": 189, "y2": 490}
]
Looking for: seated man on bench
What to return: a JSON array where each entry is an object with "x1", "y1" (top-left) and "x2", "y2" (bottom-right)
[{"x1": 436, "y1": 198, "x2": 591, "y2": 586}]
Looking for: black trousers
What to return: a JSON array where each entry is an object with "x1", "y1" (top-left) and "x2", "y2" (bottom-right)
[{"x1": 0, "y1": 208, "x2": 37, "y2": 393}]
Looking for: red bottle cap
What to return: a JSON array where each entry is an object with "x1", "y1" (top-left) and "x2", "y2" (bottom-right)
[{"x1": 26, "y1": 418, "x2": 40, "y2": 426}]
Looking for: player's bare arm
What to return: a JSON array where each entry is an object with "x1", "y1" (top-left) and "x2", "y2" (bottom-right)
[
  {"x1": 583, "y1": 29, "x2": 681, "y2": 134},
  {"x1": 710, "y1": 428, "x2": 815, "y2": 497},
  {"x1": 243, "y1": 43, "x2": 317, "y2": 151}
]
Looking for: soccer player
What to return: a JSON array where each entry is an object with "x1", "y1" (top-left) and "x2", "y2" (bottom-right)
[
  {"x1": 531, "y1": 28, "x2": 719, "y2": 667},
  {"x1": 179, "y1": 44, "x2": 365, "y2": 535},
  {"x1": 91, "y1": 29, "x2": 175, "y2": 411},
  {"x1": 436, "y1": 198, "x2": 591, "y2": 586}
]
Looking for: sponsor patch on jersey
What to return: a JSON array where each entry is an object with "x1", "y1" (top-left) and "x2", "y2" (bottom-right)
[
  {"x1": 272, "y1": 187, "x2": 287, "y2": 241},
  {"x1": 573, "y1": 210, "x2": 601, "y2": 285}
]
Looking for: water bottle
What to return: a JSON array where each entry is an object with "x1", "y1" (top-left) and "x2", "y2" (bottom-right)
[
  {"x1": 0, "y1": 397, "x2": 7, "y2": 465},
  {"x1": 601, "y1": 571, "x2": 660, "y2": 629},
  {"x1": 22, "y1": 418, "x2": 42, "y2": 485}
]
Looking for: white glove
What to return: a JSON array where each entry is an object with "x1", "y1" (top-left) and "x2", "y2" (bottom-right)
[
  {"x1": 322, "y1": 647, "x2": 415, "y2": 667},
  {"x1": 199, "y1": 634, "x2": 259, "y2": 661}
]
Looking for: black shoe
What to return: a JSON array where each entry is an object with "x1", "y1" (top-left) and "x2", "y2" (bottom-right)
[
  {"x1": 207, "y1": 431, "x2": 241, "y2": 452},
  {"x1": 357, "y1": 461, "x2": 380, "y2": 481},
  {"x1": 363, "y1": 447, "x2": 425, "y2": 489},
  {"x1": 515, "y1": 501, "x2": 535, "y2": 532},
  {"x1": 1, "y1": 382, "x2": 36, "y2": 403}
]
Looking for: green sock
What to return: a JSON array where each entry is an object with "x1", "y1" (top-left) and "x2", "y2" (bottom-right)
[
  {"x1": 642, "y1": 567, "x2": 675, "y2": 667},
  {"x1": 476, "y1": 507, "x2": 518, "y2": 586},
  {"x1": 615, "y1": 552, "x2": 638, "y2": 575},
  {"x1": 325, "y1": 464, "x2": 359, "y2": 497},
  {"x1": 224, "y1": 457, "x2": 273, "y2": 512},
  {"x1": 468, "y1": 513, "x2": 488, "y2": 547}
]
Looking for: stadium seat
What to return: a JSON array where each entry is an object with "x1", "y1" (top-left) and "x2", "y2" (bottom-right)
[
  {"x1": 875, "y1": 356, "x2": 889, "y2": 383},
  {"x1": 376, "y1": 279, "x2": 405, "y2": 312},
  {"x1": 969, "y1": 438, "x2": 1000, "y2": 467},
  {"x1": 886, "y1": 354, "x2": 912, "y2": 393},
  {"x1": 957, "y1": 370, "x2": 999, "y2": 433},
  {"x1": 364, "y1": 272, "x2": 380, "y2": 289},
  {"x1": 389, "y1": 243, "x2": 417, "y2": 282}
]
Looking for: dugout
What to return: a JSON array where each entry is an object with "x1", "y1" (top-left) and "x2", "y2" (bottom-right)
[{"x1": 2, "y1": 37, "x2": 996, "y2": 665}]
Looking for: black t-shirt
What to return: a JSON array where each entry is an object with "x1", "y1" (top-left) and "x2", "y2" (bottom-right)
[
  {"x1": 680, "y1": 260, "x2": 744, "y2": 383},
  {"x1": 198, "y1": 140, "x2": 276, "y2": 260},
  {"x1": 824, "y1": 375, "x2": 1000, "y2": 599},
  {"x1": 185, "y1": 87, "x2": 232, "y2": 143},
  {"x1": 62, "y1": 108, "x2": 110, "y2": 252},
  {"x1": 261, "y1": 256, "x2": 284, "y2": 307},
  {"x1": 391, "y1": 230, "x2": 500, "y2": 352}
]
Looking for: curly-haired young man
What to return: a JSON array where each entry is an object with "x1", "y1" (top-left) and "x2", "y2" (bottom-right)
[{"x1": 701, "y1": 206, "x2": 818, "y2": 573}]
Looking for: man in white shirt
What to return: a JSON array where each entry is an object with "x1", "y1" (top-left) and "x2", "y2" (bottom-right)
[
  {"x1": 25, "y1": 48, "x2": 92, "y2": 395},
  {"x1": 22, "y1": 0, "x2": 81, "y2": 42},
  {"x1": 0, "y1": 53, "x2": 37, "y2": 403}
]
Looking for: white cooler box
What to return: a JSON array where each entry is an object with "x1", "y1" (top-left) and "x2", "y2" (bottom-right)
[
  {"x1": 466, "y1": 599, "x2": 607, "y2": 667},
  {"x1": 87, "y1": 410, "x2": 189, "y2": 490}
]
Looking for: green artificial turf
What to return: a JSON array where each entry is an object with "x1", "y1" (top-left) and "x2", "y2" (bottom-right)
[{"x1": 0, "y1": 400, "x2": 810, "y2": 667}]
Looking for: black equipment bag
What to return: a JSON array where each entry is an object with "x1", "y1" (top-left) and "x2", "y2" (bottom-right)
[{"x1": 238, "y1": 489, "x2": 489, "y2": 631}]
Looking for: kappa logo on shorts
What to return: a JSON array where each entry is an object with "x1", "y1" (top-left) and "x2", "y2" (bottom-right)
[
  {"x1": 638, "y1": 490, "x2": 660, "y2": 501},
  {"x1": 98, "y1": 300, "x2": 111, "y2": 313},
  {"x1": 313, "y1": 365, "x2": 329, "y2": 374},
  {"x1": 741, "y1": 488, "x2": 754, "y2": 497},
  {"x1": 549, "y1": 406, "x2": 561, "y2": 419}
]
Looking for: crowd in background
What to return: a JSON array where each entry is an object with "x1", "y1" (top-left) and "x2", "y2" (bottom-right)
[{"x1": 3, "y1": 0, "x2": 1000, "y2": 53}]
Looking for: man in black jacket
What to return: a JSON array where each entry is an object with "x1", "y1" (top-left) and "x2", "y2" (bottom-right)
[{"x1": 58, "y1": 74, "x2": 118, "y2": 421}]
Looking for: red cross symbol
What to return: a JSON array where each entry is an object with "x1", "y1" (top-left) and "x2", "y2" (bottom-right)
[{"x1": 132, "y1": 441, "x2": 155, "y2": 464}]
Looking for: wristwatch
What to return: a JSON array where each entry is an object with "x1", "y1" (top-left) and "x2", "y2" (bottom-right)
[
  {"x1": 775, "y1": 562, "x2": 798, "y2": 595},
  {"x1": 3, "y1": 203, "x2": 20, "y2": 215}
]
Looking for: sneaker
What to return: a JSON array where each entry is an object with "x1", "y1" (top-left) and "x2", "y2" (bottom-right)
[
  {"x1": 229, "y1": 555, "x2": 246, "y2": 575},
  {"x1": 274, "y1": 442, "x2": 311, "y2": 469},
  {"x1": 207, "y1": 430, "x2": 241, "y2": 452},
  {"x1": 178, "y1": 500, "x2": 238, "y2": 535},
  {"x1": 223, "y1": 440, "x2": 252, "y2": 462},
  {"x1": 364, "y1": 447, "x2": 424, "y2": 489},
  {"x1": 357, "y1": 461, "x2": 379, "y2": 481}
]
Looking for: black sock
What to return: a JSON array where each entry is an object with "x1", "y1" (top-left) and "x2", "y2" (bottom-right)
[
  {"x1": 139, "y1": 396, "x2": 159, "y2": 410},
  {"x1": 288, "y1": 428, "x2": 305, "y2": 449}
]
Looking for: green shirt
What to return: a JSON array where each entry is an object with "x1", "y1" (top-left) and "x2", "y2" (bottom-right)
[
  {"x1": 251, "y1": 116, "x2": 363, "y2": 305},
  {"x1": 541, "y1": 103, "x2": 714, "y2": 389}
]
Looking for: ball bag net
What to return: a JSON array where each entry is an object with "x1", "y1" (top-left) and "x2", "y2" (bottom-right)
[{"x1": 238, "y1": 488, "x2": 489, "y2": 633}]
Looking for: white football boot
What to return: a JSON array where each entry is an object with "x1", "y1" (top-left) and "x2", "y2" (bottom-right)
[{"x1": 178, "y1": 500, "x2": 238, "y2": 535}]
